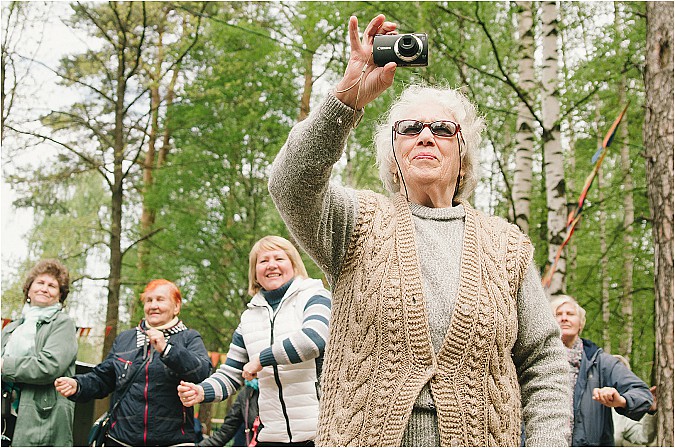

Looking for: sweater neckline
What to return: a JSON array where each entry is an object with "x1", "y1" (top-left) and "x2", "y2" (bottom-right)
[
  {"x1": 261, "y1": 278, "x2": 294, "y2": 310},
  {"x1": 408, "y1": 202, "x2": 465, "y2": 220}
]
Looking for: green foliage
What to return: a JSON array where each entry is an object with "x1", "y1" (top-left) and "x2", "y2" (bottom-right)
[
  {"x1": 135, "y1": 3, "x2": 311, "y2": 350},
  {"x1": 2, "y1": 1, "x2": 656, "y2": 384}
]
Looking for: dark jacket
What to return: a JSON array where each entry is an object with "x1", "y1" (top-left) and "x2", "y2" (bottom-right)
[
  {"x1": 1, "y1": 310, "x2": 77, "y2": 447},
  {"x1": 572, "y1": 338, "x2": 653, "y2": 447},
  {"x1": 199, "y1": 385, "x2": 259, "y2": 447},
  {"x1": 70, "y1": 321, "x2": 211, "y2": 446}
]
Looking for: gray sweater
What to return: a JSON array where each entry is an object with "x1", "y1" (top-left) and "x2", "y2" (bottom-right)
[{"x1": 269, "y1": 93, "x2": 570, "y2": 446}]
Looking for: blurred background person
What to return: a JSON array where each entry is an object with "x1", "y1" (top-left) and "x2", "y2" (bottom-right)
[
  {"x1": 179, "y1": 235, "x2": 331, "y2": 447},
  {"x1": 268, "y1": 14, "x2": 570, "y2": 447},
  {"x1": 198, "y1": 378, "x2": 259, "y2": 447},
  {"x1": 1, "y1": 259, "x2": 77, "y2": 447},
  {"x1": 612, "y1": 355, "x2": 657, "y2": 447},
  {"x1": 551, "y1": 295, "x2": 654, "y2": 447},
  {"x1": 55, "y1": 279, "x2": 211, "y2": 447}
]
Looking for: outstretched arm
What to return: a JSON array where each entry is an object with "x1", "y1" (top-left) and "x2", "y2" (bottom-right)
[{"x1": 268, "y1": 15, "x2": 398, "y2": 286}]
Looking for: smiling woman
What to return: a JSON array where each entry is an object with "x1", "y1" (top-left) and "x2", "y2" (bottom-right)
[
  {"x1": 54, "y1": 279, "x2": 211, "y2": 446},
  {"x1": 142, "y1": 280, "x2": 182, "y2": 329},
  {"x1": 1, "y1": 259, "x2": 77, "y2": 447},
  {"x1": 178, "y1": 235, "x2": 331, "y2": 446}
]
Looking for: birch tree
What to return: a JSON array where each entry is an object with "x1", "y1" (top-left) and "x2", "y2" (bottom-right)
[
  {"x1": 541, "y1": 0, "x2": 567, "y2": 294},
  {"x1": 512, "y1": 1, "x2": 536, "y2": 234},
  {"x1": 615, "y1": 2, "x2": 634, "y2": 361}
]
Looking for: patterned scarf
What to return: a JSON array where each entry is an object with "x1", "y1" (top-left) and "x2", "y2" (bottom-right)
[
  {"x1": 136, "y1": 318, "x2": 187, "y2": 348},
  {"x1": 565, "y1": 337, "x2": 583, "y2": 443}
]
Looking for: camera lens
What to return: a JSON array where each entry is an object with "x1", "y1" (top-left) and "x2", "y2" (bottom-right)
[
  {"x1": 398, "y1": 36, "x2": 419, "y2": 57},
  {"x1": 393, "y1": 34, "x2": 424, "y2": 62}
]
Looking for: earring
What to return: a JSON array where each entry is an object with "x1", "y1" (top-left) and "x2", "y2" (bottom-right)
[{"x1": 393, "y1": 173, "x2": 399, "y2": 184}]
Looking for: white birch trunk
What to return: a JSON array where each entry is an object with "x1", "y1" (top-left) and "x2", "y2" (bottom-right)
[
  {"x1": 512, "y1": 1, "x2": 536, "y2": 234},
  {"x1": 616, "y1": 3, "x2": 634, "y2": 362},
  {"x1": 596, "y1": 103, "x2": 611, "y2": 353},
  {"x1": 541, "y1": 0, "x2": 567, "y2": 294}
]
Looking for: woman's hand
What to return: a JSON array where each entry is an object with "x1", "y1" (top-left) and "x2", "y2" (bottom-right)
[
  {"x1": 145, "y1": 328, "x2": 167, "y2": 354},
  {"x1": 242, "y1": 354, "x2": 263, "y2": 381},
  {"x1": 177, "y1": 381, "x2": 205, "y2": 407},
  {"x1": 334, "y1": 14, "x2": 398, "y2": 110},
  {"x1": 592, "y1": 387, "x2": 627, "y2": 408},
  {"x1": 54, "y1": 377, "x2": 78, "y2": 397},
  {"x1": 649, "y1": 385, "x2": 657, "y2": 412}
]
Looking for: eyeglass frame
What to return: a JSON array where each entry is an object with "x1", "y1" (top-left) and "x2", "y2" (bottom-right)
[
  {"x1": 389, "y1": 119, "x2": 466, "y2": 205},
  {"x1": 392, "y1": 119, "x2": 462, "y2": 138}
]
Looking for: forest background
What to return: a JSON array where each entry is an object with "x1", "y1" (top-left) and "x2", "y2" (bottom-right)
[{"x1": 1, "y1": 0, "x2": 673, "y2": 441}]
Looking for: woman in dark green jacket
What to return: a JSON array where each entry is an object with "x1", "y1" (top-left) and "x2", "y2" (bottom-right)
[{"x1": 1, "y1": 259, "x2": 77, "y2": 447}]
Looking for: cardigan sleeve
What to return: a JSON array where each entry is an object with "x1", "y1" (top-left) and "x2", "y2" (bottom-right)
[
  {"x1": 512, "y1": 263, "x2": 571, "y2": 447},
  {"x1": 268, "y1": 93, "x2": 361, "y2": 286}
]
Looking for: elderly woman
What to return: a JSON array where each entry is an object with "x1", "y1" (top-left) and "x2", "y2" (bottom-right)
[
  {"x1": 1, "y1": 259, "x2": 77, "y2": 446},
  {"x1": 178, "y1": 235, "x2": 332, "y2": 446},
  {"x1": 55, "y1": 279, "x2": 211, "y2": 447},
  {"x1": 268, "y1": 14, "x2": 570, "y2": 447},
  {"x1": 551, "y1": 295, "x2": 653, "y2": 447}
]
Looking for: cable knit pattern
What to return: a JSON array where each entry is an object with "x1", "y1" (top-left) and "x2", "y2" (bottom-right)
[
  {"x1": 269, "y1": 93, "x2": 570, "y2": 447},
  {"x1": 316, "y1": 191, "x2": 528, "y2": 447}
]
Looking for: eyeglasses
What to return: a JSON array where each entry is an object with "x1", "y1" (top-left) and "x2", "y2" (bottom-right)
[{"x1": 393, "y1": 120, "x2": 461, "y2": 138}]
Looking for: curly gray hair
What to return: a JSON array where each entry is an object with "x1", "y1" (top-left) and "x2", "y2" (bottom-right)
[{"x1": 373, "y1": 84, "x2": 485, "y2": 201}]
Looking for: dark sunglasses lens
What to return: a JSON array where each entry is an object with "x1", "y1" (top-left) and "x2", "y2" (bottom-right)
[
  {"x1": 431, "y1": 121, "x2": 457, "y2": 136},
  {"x1": 398, "y1": 120, "x2": 423, "y2": 135}
]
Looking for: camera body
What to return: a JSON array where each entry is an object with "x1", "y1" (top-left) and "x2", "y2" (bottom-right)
[{"x1": 373, "y1": 33, "x2": 428, "y2": 67}]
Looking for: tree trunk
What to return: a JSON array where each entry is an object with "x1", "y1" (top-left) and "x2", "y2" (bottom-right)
[
  {"x1": 541, "y1": 0, "x2": 567, "y2": 295},
  {"x1": 137, "y1": 27, "x2": 163, "y2": 262},
  {"x1": 617, "y1": 42, "x2": 634, "y2": 361},
  {"x1": 135, "y1": 26, "x2": 165, "y2": 321},
  {"x1": 560, "y1": 5, "x2": 577, "y2": 286},
  {"x1": 512, "y1": 1, "x2": 535, "y2": 234},
  {"x1": 103, "y1": 46, "x2": 127, "y2": 357},
  {"x1": 298, "y1": 49, "x2": 313, "y2": 121},
  {"x1": 644, "y1": 2, "x2": 674, "y2": 446},
  {"x1": 596, "y1": 103, "x2": 611, "y2": 353},
  {"x1": 157, "y1": 68, "x2": 178, "y2": 168}
]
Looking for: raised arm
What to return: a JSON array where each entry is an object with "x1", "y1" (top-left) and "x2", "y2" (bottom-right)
[{"x1": 268, "y1": 15, "x2": 398, "y2": 285}]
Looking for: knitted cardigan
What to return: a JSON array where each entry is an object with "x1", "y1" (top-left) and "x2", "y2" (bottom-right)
[
  {"x1": 315, "y1": 191, "x2": 527, "y2": 446},
  {"x1": 269, "y1": 93, "x2": 570, "y2": 447}
]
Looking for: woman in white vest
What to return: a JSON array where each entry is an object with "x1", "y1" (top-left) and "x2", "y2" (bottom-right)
[
  {"x1": 267, "y1": 14, "x2": 571, "y2": 448},
  {"x1": 178, "y1": 235, "x2": 332, "y2": 447}
]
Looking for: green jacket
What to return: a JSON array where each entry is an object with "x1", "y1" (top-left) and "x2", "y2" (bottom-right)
[{"x1": 1, "y1": 309, "x2": 77, "y2": 447}]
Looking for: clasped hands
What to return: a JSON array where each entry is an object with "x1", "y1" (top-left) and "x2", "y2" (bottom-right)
[{"x1": 177, "y1": 354, "x2": 262, "y2": 407}]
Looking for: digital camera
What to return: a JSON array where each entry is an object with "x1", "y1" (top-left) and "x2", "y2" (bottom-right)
[{"x1": 372, "y1": 33, "x2": 428, "y2": 67}]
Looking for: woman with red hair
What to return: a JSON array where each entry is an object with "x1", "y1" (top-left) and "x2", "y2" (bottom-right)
[{"x1": 55, "y1": 279, "x2": 211, "y2": 446}]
